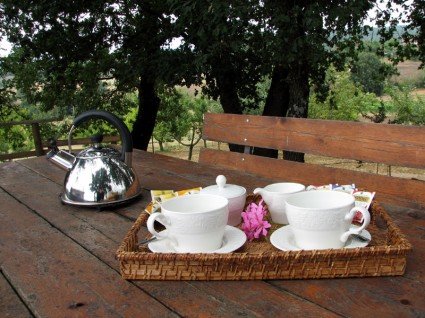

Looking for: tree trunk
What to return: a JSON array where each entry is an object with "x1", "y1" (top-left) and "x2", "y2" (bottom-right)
[
  {"x1": 188, "y1": 127, "x2": 195, "y2": 160},
  {"x1": 188, "y1": 145, "x2": 194, "y2": 161},
  {"x1": 213, "y1": 65, "x2": 245, "y2": 153},
  {"x1": 254, "y1": 65, "x2": 290, "y2": 158},
  {"x1": 253, "y1": 63, "x2": 310, "y2": 162},
  {"x1": 131, "y1": 77, "x2": 160, "y2": 150},
  {"x1": 151, "y1": 135, "x2": 155, "y2": 153},
  {"x1": 158, "y1": 140, "x2": 164, "y2": 151},
  {"x1": 283, "y1": 63, "x2": 310, "y2": 163}
]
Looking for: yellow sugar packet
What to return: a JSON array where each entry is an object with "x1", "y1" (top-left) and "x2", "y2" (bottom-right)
[
  {"x1": 175, "y1": 187, "x2": 202, "y2": 196},
  {"x1": 157, "y1": 187, "x2": 202, "y2": 203},
  {"x1": 144, "y1": 202, "x2": 161, "y2": 214},
  {"x1": 150, "y1": 190, "x2": 174, "y2": 202},
  {"x1": 146, "y1": 187, "x2": 203, "y2": 214},
  {"x1": 158, "y1": 192, "x2": 178, "y2": 202}
]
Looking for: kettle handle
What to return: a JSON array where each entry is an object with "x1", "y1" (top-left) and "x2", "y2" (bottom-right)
[{"x1": 72, "y1": 110, "x2": 133, "y2": 165}]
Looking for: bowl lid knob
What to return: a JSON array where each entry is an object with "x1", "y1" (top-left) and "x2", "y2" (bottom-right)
[{"x1": 216, "y1": 175, "x2": 227, "y2": 190}]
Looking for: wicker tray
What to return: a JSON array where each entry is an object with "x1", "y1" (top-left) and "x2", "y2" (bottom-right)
[{"x1": 116, "y1": 195, "x2": 412, "y2": 280}]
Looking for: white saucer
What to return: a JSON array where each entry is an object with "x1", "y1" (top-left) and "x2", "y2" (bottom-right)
[
  {"x1": 270, "y1": 225, "x2": 371, "y2": 251},
  {"x1": 148, "y1": 225, "x2": 247, "y2": 253}
]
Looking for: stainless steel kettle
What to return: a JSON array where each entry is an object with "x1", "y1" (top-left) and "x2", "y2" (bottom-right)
[{"x1": 47, "y1": 110, "x2": 142, "y2": 207}]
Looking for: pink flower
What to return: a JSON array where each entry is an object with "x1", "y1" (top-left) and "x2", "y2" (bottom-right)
[{"x1": 241, "y1": 200, "x2": 271, "y2": 241}]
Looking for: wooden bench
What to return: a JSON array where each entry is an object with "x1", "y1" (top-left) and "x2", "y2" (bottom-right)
[{"x1": 200, "y1": 113, "x2": 425, "y2": 209}]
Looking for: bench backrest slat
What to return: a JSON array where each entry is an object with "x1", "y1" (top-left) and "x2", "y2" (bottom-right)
[
  {"x1": 203, "y1": 113, "x2": 425, "y2": 169},
  {"x1": 200, "y1": 113, "x2": 425, "y2": 209},
  {"x1": 199, "y1": 148, "x2": 424, "y2": 208}
]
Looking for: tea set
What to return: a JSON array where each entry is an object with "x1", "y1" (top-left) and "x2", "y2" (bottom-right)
[
  {"x1": 45, "y1": 110, "x2": 371, "y2": 253},
  {"x1": 145, "y1": 175, "x2": 372, "y2": 254}
]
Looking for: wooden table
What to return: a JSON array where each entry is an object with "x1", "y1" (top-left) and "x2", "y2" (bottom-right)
[{"x1": 1, "y1": 150, "x2": 424, "y2": 317}]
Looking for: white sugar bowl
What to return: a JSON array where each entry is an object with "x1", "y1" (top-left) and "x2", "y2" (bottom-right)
[{"x1": 201, "y1": 175, "x2": 247, "y2": 226}]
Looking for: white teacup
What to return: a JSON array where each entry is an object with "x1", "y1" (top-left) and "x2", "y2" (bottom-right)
[
  {"x1": 253, "y1": 183, "x2": 306, "y2": 224},
  {"x1": 146, "y1": 194, "x2": 229, "y2": 253},
  {"x1": 285, "y1": 190, "x2": 371, "y2": 250}
]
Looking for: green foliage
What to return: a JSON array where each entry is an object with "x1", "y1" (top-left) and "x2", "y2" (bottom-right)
[
  {"x1": 0, "y1": 108, "x2": 32, "y2": 153},
  {"x1": 310, "y1": 67, "x2": 425, "y2": 126},
  {"x1": 123, "y1": 102, "x2": 139, "y2": 132},
  {"x1": 385, "y1": 85, "x2": 425, "y2": 125},
  {"x1": 0, "y1": 87, "x2": 139, "y2": 156},
  {"x1": 154, "y1": 87, "x2": 222, "y2": 146},
  {"x1": 350, "y1": 52, "x2": 397, "y2": 96},
  {"x1": 309, "y1": 68, "x2": 380, "y2": 121},
  {"x1": 153, "y1": 87, "x2": 182, "y2": 150},
  {"x1": 242, "y1": 77, "x2": 270, "y2": 115},
  {"x1": 152, "y1": 86, "x2": 221, "y2": 159},
  {"x1": 362, "y1": 40, "x2": 400, "y2": 59},
  {"x1": 0, "y1": 78, "x2": 33, "y2": 154},
  {"x1": 0, "y1": 78, "x2": 17, "y2": 119},
  {"x1": 71, "y1": 92, "x2": 139, "y2": 140},
  {"x1": 174, "y1": 93, "x2": 209, "y2": 140},
  {"x1": 0, "y1": 1, "x2": 175, "y2": 119},
  {"x1": 173, "y1": 92, "x2": 213, "y2": 160}
]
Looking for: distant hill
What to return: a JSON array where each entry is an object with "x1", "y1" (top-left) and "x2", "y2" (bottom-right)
[{"x1": 364, "y1": 25, "x2": 418, "y2": 41}]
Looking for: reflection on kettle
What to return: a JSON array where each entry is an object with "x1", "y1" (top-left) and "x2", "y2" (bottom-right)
[{"x1": 46, "y1": 110, "x2": 142, "y2": 207}]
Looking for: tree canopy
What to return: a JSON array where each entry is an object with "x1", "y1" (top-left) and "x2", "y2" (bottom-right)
[{"x1": 0, "y1": 0, "x2": 422, "y2": 159}]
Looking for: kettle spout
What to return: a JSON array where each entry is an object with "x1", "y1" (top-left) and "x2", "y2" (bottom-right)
[{"x1": 46, "y1": 138, "x2": 75, "y2": 170}]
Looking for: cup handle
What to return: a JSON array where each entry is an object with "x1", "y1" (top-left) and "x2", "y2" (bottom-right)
[
  {"x1": 253, "y1": 188, "x2": 263, "y2": 195},
  {"x1": 340, "y1": 206, "x2": 371, "y2": 243},
  {"x1": 146, "y1": 212, "x2": 169, "y2": 240}
]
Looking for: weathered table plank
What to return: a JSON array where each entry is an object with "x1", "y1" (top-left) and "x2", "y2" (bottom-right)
[
  {"x1": 0, "y1": 189, "x2": 176, "y2": 318},
  {"x1": 381, "y1": 204, "x2": 425, "y2": 282},
  {"x1": 0, "y1": 272, "x2": 33, "y2": 318}
]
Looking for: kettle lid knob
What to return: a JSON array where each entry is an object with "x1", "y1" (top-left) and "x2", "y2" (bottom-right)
[
  {"x1": 91, "y1": 134, "x2": 104, "y2": 144},
  {"x1": 91, "y1": 134, "x2": 104, "y2": 149}
]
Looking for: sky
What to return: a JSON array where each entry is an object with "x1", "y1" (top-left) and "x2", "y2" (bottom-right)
[{"x1": 0, "y1": 37, "x2": 12, "y2": 57}]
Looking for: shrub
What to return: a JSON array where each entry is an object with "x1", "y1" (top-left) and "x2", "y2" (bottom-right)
[
  {"x1": 350, "y1": 52, "x2": 397, "y2": 96},
  {"x1": 309, "y1": 68, "x2": 380, "y2": 121},
  {"x1": 385, "y1": 85, "x2": 425, "y2": 125}
]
